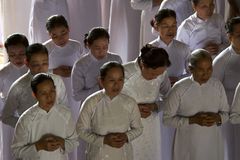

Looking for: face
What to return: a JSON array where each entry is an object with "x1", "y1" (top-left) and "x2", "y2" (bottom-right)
[
  {"x1": 88, "y1": 38, "x2": 109, "y2": 60},
  {"x1": 49, "y1": 26, "x2": 69, "y2": 47},
  {"x1": 140, "y1": 62, "x2": 167, "y2": 80},
  {"x1": 229, "y1": 23, "x2": 240, "y2": 52},
  {"x1": 156, "y1": 17, "x2": 177, "y2": 44},
  {"x1": 100, "y1": 67, "x2": 124, "y2": 99},
  {"x1": 190, "y1": 58, "x2": 212, "y2": 85},
  {"x1": 27, "y1": 53, "x2": 49, "y2": 75},
  {"x1": 7, "y1": 44, "x2": 26, "y2": 67},
  {"x1": 193, "y1": 0, "x2": 214, "y2": 20},
  {"x1": 35, "y1": 80, "x2": 56, "y2": 112}
]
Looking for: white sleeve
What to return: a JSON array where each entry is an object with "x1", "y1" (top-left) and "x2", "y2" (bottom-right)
[
  {"x1": 11, "y1": 118, "x2": 39, "y2": 159},
  {"x1": 230, "y1": 83, "x2": 240, "y2": 124},
  {"x1": 76, "y1": 99, "x2": 104, "y2": 147}
]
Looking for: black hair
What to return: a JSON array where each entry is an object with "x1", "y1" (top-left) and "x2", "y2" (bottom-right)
[
  {"x1": 188, "y1": 49, "x2": 212, "y2": 69},
  {"x1": 84, "y1": 27, "x2": 110, "y2": 47},
  {"x1": 4, "y1": 33, "x2": 29, "y2": 51},
  {"x1": 100, "y1": 61, "x2": 124, "y2": 80},
  {"x1": 46, "y1": 15, "x2": 69, "y2": 31},
  {"x1": 151, "y1": 9, "x2": 176, "y2": 27},
  {"x1": 225, "y1": 16, "x2": 240, "y2": 34},
  {"x1": 25, "y1": 43, "x2": 48, "y2": 62},
  {"x1": 191, "y1": 0, "x2": 201, "y2": 6},
  {"x1": 31, "y1": 73, "x2": 55, "y2": 94},
  {"x1": 139, "y1": 44, "x2": 171, "y2": 69}
]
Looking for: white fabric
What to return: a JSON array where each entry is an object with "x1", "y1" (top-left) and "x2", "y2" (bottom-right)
[
  {"x1": 163, "y1": 76, "x2": 229, "y2": 160},
  {"x1": 29, "y1": 0, "x2": 69, "y2": 43},
  {"x1": 122, "y1": 60, "x2": 171, "y2": 160},
  {"x1": 12, "y1": 103, "x2": 78, "y2": 160},
  {"x1": 150, "y1": 37, "x2": 190, "y2": 78},
  {"x1": 44, "y1": 39, "x2": 84, "y2": 121},
  {"x1": 2, "y1": 71, "x2": 68, "y2": 128},
  {"x1": 76, "y1": 90, "x2": 143, "y2": 160},
  {"x1": 0, "y1": 63, "x2": 28, "y2": 160},
  {"x1": 176, "y1": 13, "x2": 229, "y2": 56},
  {"x1": 66, "y1": 0, "x2": 102, "y2": 42},
  {"x1": 130, "y1": 0, "x2": 159, "y2": 48},
  {"x1": 212, "y1": 45, "x2": 240, "y2": 160},
  {"x1": 109, "y1": 0, "x2": 141, "y2": 63},
  {"x1": 71, "y1": 52, "x2": 122, "y2": 102},
  {"x1": 159, "y1": 0, "x2": 193, "y2": 27}
]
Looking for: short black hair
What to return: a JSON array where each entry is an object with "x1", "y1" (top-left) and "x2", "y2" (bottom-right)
[
  {"x1": 225, "y1": 16, "x2": 240, "y2": 34},
  {"x1": 25, "y1": 43, "x2": 48, "y2": 62},
  {"x1": 100, "y1": 61, "x2": 124, "y2": 80},
  {"x1": 46, "y1": 15, "x2": 69, "y2": 32},
  {"x1": 139, "y1": 44, "x2": 171, "y2": 69},
  {"x1": 4, "y1": 33, "x2": 29, "y2": 51},
  {"x1": 153, "y1": 9, "x2": 176, "y2": 26},
  {"x1": 188, "y1": 49, "x2": 212, "y2": 69},
  {"x1": 31, "y1": 73, "x2": 55, "y2": 94},
  {"x1": 84, "y1": 27, "x2": 110, "y2": 46}
]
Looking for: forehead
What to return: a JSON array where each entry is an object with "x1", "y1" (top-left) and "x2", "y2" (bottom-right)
[
  {"x1": 105, "y1": 67, "x2": 123, "y2": 77},
  {"x1": 36, "y1": 80, "x2": 55, "y2": 91},
  {"x1": 195, "y1": 58, "x2": 212, "y2": 68},
  {"x1": 196, "y1": 0, "x2": 214, "y2": 5},
  {"x1": 49, "y1": 25, "x2": 68, "y2": 34},
  {"x1": 159, "y1": 17, "x2": 176, "y2": 24},
  {"x1": 29, "y1": 52, "x2": 48, "y2": 61},
  {"x1": 7, "y1": 44, "x2": 26, "y2": 52}
]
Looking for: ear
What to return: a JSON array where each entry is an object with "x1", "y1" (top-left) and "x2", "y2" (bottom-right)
[
  {"x1": 188, "y1": 65, "x2": 194, "y2": 73},
  {"x1": 228, "y1": 33, "x2": 233, "y2": 42},
  {"x1": 25, "y1": 59, "x2": 30, "y2": 67},
  {"x1": 32, "y1": 92, "x2": 36, "y2": 98},
  {"x1": 98, "y1": 76, "x2": 104, "y2": 89}
]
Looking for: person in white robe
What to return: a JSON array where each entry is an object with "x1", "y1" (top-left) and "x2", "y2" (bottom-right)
[
  {"x1": 122, "y1": 45, "x2": 171, "y2": 160},
  {"x1": 29, "y1": 0, "x2": 69, "y2": 43},
  {"x1": 44, "y1": 15, "x2": 84, "y2": 121},
  {"x1": 0, "y1": 34, "x2": 29, "y2": 160},
  {"x1": 76, "y1": 61, "x2": 143, "y2": 160},
  {"x1": 11, "y1": 73, "x2": 78, "y2": 160},
  {"x1": 212, "y1": 16, "x2": 240, "y2": 160},
  {"x1": 2, "y1": 43, "x2": 67, "y2": 128},
  {"x1": 150, "y1": 9, "x2": 191, "y2": 85},
  {"x1": 163, "y1": 49, "x2": 229, "y2": 160},
  {"x1": 71, "y1": 27, "x2": 122, "y2": 103},
  {"x1": 130, "y1": 0, "x2": 162, "y2": 48},
  {"x1": 108, "y1": 0, "x2": 141, "y2": 63},
  {"x1": 159, "y1": 0, "x2": 193, "y2": 27},
  {"x1": 71, "y1": 27, "x2": 122, "y2": 160},
  {"x1": 176, "y1": 0, "x2": 229, "y2": 58}
]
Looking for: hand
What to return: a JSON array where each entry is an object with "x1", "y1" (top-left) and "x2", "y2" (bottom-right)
[
  {"x1": 104, "y1": 133, "x2": 128, "y2": 148},
  {"x1": 204, "y1": 42, "x2": 219, "y2": 56},
  {"x1": 53, "y1": 65, "x2": 72, "y2": 77},
  {"x1": 35, "y1": 134, "x2": 63, "y2": 152},
  {"x1": 189, "y1": 112, "x2": 216, "y2": 127},
  {"x1": 138, "y1": 103, "x2": 157, "y2": 118}
]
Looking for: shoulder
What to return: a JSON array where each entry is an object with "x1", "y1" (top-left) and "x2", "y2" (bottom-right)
[
  {"x1": 68, "y1": 39, "x2": 83, "y2": 48},
  {"x1": 0, "y1": 63, "x2": 11, "y2": 76},
  {"x1": 17, "y1": 105, "x2": 39, "y2": 125},
  {"x1": 81, "y1": 90, "x2": 105, "y2": 111},
  {"x1": 123, "y1": 61, "x2": 138, "y2": 77},
  {"x1": 107, "y1": 52, "x2": 122, "y2": 61},
  {"x1": 172, "y1": 77, "x2": 193, "y2": 91},
  {"x1": 54, "y1": 104, "x2": 72, "y2": 120},
  {"x1": 74, "y1": 53, "x2": 92, "y2": 67},
  {"x1": 213, "y1": 47, "x2": 231, "y2": 65},
  {"x1": 149, "y1": 39, "x2": 159, "y2": 46}
]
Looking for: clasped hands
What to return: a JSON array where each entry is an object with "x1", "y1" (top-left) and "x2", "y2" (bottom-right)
[
  {"x1": 189, "y1": 112, "x2": 221, "y2": 127},
  {"x1": 104, "y1": 133, "x2": 128, "y2": 148}
]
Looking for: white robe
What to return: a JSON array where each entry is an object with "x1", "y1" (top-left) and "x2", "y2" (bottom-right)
[
  {"x1": 0, "y1": 63, "x2": 28, "y2": 160},
  {"x1": 213, "y1": 45, "x2": 240, "y2": 160},
  {"x1": 122, "y1": 60, "x2": 171, "y2": 160},
  {"x1": 150, "y1": 37, "x2": 190, "y2": 78},
  {"x1": 159, "y1": 0, "x2": 193, "y2": 27},
  {"x1": 109, "y1": 0, "x2": 141, "y2": 63},
  {"x1": 44, "y1": 39, "x2": 84, "y2": 121},
  {"x1": 176, "y1": 13, "x2": 229, "y2": 57},
  {"x1": 29, "y1": 0, "x2": 70, "y2": 43},
  {"x1": 2, "y1": 71, "x2": 68, "y2": 128},
  {"x1": 163, "y1": 76, "x2": 229, "y2": 160},
  {"x1": 12, "y1": 103, "x2": 78, "y2": 160},
  {"x1": 66, "y1": 0, "x2": 102, "y2": 42},
  {"x1": 76, "y1": 90, "x2": 143, "y2": 160},
  {"x1": 130, "y1": 0, "x2": 159, "y2": 48}
]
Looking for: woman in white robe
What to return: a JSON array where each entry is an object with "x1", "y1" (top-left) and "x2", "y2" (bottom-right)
[
  {"x1": 163, "y1": 49, "x2": 229, "y2": 160},
  {"x1": 130, "y1": 0, "x2": 162, "y2": 48},
  {"x1": 76, "y1": 62, "x2": 143, "y2": 160},
  {"x1": 159, "y1": 0, "x2": 193, "y2": 26},
  {"x1": 29, "y1": 0, "x2": 69, "y2": 43},
  {"x1": 108, "y1": 0, "x2": 141, "y2": 62},
  {"x1": 212, "y1": 17, "x2": 240, "y2": 160},
  {"x1": 0, "y1": 34, "x2": 29, "y2": 160},
  {"x1": 176, "y1": 0, "x2": 229, "y2": 58},
  {"x1": 122, "y1": 45, "x2": 171, "y2": 160}
]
